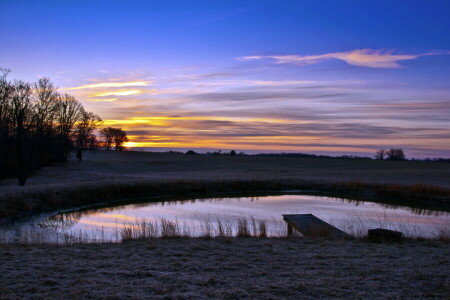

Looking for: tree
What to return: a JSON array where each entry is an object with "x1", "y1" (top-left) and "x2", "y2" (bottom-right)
[
  {"x1": 10, "y1": 80, "x2": 34, "y2": 186},
  {"x1": 386, "y1": 148, "x2": 406, "y2": 161},
  {"x1": 374, "y1": 149, "x2": 386, "y2": 160},
  {"x1": 112, "y1": 128, "x2": 128, "y2": 151},
  {"x1": 100, "y1": 127, "x2": 128, "y2": 151},
  {"x1": 229, "y1": 150, "x2": 236, "y2": 156},
  {"x1": 100, "y1": 127, "x2": 115, "y2": 150},
  {"x1": 0, "y1": 68, "x2": 13, "y2": 178},
  {"x1": 55, "y1": 94, "x2": 82, "y2": 161},
  {"x1": 32, "y1": 77, "x2": 59, "y2": 165},
  {"x1": 74, "y1": 109, "x2": 102, "y2": 161},
  {"x1": 0, "y1": 68, "x2": 107, "y2": 185}
]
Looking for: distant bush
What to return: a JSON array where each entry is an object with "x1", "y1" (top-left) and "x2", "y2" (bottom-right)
[{"x1": 185, "y1": 150, "x2": 198, "y2": 155}]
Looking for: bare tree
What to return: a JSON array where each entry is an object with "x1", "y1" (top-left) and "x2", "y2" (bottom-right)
[
  {"x1": 112, "y1": 128, "x2": 128, "y2": 151},
  {"x1": 100, "y1": 127, "x2": 115, "y2": 150},
  {"x1": 74, "y1": 109, "x2": 102, "y2": 161},
  {"x1": 0, "y1": 68, "x2": 13, "y2": 178},
  {"x1": 55, "y1": 94, "x2": 82, "y2": 161},
  {"x1": 374, "y1": 149, "x2": 386, "y2": 160},
  {"x1": 386, "y1": 148, "x2": 406, "y2": 161},
  {"x1": 10, "y1": 80, "x2": 35, "y2": 186},
  {"x1": 86, "y1": 133, "x2": 99, "y2": 150},
  {"x1": 0, "y1": 68, "x2": 109, "y2": 185},
  {"x1": 32, "y1": 77, "x2": 59, "y2": 165}
]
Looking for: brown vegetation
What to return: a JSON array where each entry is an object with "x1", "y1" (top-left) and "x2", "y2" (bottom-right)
[{"x1": 0, "y1": 238, "x2": 448, "y2": 299}]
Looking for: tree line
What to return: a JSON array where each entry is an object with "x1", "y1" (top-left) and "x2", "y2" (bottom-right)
[
  {"x1": 374, "y1": 148, "x2": 406, "y2": 161},
  {"x1": 0, "y1": 68, "x2": 128, "y2": 186}
]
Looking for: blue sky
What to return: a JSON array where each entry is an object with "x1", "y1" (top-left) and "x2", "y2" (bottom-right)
[{"x1": 1, "y1": 0, "x2": 449, "y2": 157}]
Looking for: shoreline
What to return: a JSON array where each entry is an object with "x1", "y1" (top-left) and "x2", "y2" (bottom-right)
[
  {"x1": 1, "y1": 151, "x2": 450, "y2": 224},
  {"x1": 1, "y1": 178, "x2": 450, "y2": 225}
]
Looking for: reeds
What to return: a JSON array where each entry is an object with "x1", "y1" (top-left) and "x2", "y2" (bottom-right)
[
  {"x1": 120, "y1": 217, "x2": 273, "y2": 241},
  {"x1": 1, "y1": 215, "x2": 449, "y2": 244}
]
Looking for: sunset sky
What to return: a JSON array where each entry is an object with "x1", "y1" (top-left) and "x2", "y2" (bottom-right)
[{"x1": 1, "y1": 0, "x2": 450, "y2": 157}]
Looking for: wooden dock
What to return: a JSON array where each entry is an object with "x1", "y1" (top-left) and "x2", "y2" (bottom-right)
[{"x1": 282, "y1": 214, "x2": 352, "y2": 239}]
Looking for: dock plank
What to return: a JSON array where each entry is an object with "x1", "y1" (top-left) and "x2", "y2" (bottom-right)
[{"x1": 283, "y1": 214, "x2": 352, "y2": 239}]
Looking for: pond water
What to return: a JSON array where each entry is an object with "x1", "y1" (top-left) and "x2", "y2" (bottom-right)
[{"x1": 2, "y1": 194, "x2": 450, "y2": 243}]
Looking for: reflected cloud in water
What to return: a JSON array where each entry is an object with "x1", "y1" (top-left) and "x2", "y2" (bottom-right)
[{"x1": 39, "y1": 194, "x2": 450, "y2": 240}]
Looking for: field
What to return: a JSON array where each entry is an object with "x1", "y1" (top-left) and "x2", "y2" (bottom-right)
[
  {"x1": 1, "y1": 151, "x2": 450, "y2": 299},
  {"x1": 1, "y1": 151, "x2": 450, "y2": 222},
  {"x1": 1, "y1": 238, "x2": 449, "y2": 299},
  {"x1": 2, "y1": 150, "x2": 450, "y2": 189}
]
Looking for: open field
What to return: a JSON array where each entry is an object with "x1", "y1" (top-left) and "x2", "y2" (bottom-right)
[
  {"x1": 1, "y1": 238, "x2": 449, "y2": 299},
  {"x1": 1, "y1": 151, "x2": 449, "y2": 299},
  {"x1": 1, "y1": 151, "x2": 450, "y2": 222},
  {"x1": 2, "y1": 150, "x2": 450, "y2": 189}
]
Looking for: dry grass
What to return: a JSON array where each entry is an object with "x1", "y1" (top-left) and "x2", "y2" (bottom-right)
[
  {"x1": 0, "y1": 238, "x2": 449, "y2": 299},
  {"x1": 120, "y1": 218, "x2": 271, "y2": 241}
]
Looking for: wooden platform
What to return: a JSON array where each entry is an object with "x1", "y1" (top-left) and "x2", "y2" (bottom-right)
[{"x1": 282, "y1": 214, "x2": 352, "y2": 239}]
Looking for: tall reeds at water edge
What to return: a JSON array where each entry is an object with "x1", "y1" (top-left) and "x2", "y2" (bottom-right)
[
  {"x1": 120, "y1": 217, "x2": 271, "y2": 241},
  {"x1": 1, "y1": 215, "x2": 449, "y2": 244}
]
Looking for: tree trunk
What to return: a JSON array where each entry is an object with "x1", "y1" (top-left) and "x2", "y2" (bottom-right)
[{"x1": 16, "y1": 125, "x2": 27, "y2": 186}]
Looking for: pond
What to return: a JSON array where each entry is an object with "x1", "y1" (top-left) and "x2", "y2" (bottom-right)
[{"x1": 2, "y1": 193, "x2": 449, "y2": 243}]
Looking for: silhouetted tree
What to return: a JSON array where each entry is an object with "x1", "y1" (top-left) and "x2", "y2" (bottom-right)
[
  {"x1": 230, "y1": 150, "x2": 236, "y2": 156},
  {"x1": 386, "y1": 148, "x2": 406, "y2": 161},
  {"x1": 375, "y1": 149, "x2": 386, "y2": 160},
  {"x1": 73, "y1": 109, "x2": 102, "y2": 161},
  {"x1": 32, "y1": 77, "x2": 59, "y2": 166},
  {"x1": 100, "y1": 127, "x2": 115, "y2": 150},
  {"x1": 0, "y1": 68, "x2": 13, "y2": 178},
  {"x1": 112, "y1": 128, "x2": 128, "y2": 151},
  {"x1": 10, "y1": 80, "x2": 35, "y2": 186},
  {"x1": 86, "y1": 134, "x2": 100, "y2": 150},
  {"x1": 55, "y1": 94, "x2": 82, "y2": 161},
  {"x1": 0, "y1": 68, "x2": 107, "y2": 185}
]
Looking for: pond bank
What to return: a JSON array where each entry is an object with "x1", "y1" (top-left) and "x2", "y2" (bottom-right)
[
  {"x1": 1, "y1": 151, "x2": 450, "y2": 223},
  {"x1": 1, "y1": 178, "x2": 450, "y2": 225}
]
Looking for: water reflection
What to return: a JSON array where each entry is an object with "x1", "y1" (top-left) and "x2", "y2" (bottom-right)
[
  {"x1": 43, "y1": 194, "x2": 450, "y2": 231},
  {"x1": 35, "y1": 194, "x2": 450, "y2": 242}
]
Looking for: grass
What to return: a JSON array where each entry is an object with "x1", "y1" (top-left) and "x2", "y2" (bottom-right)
[
  {"x1": 1, "y1": 237, "x2": 449, "y2": 299},
  {"x1": 2, "y1": 214, "x2": 448, "y2": 245},
  {"x1": 121, "y1": 217, "x2": 272, "y2": 241}
]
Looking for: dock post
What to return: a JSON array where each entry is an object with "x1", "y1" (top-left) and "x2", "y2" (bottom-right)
[{"x1": 287, "y1": 224, "x2": 293, "y2": 237}]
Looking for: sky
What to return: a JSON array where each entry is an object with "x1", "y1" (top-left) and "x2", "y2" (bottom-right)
[{"x1": 1, "y1": 0, "x2": 450, "y2": 157}]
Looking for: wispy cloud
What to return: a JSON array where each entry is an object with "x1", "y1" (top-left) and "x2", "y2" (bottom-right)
[
  {"x1": 237, "y1": 49, "x2": 449, "y2": 68},
  {"x1": 176, "y1": 72, "x2": 234, "y2": 80},
  {"x1": 94, "y1": 90, "x2": 146, "y2": 97},
  {"x1": 84, "y1": 98, "x2": 119, "y2": 102},
  {"x1": 66, "y1": 81, "x2": 150, "y2": 90}
]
